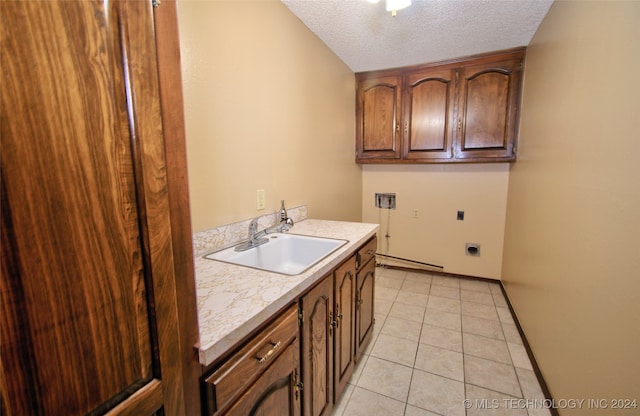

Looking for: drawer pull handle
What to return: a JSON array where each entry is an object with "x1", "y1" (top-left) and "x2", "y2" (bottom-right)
[
  {"x1": 256, "y1": 341, "x2": 281, "y2": 364},
  {"x1": 366, "y1": 249, "x2": 375, "y2": 255}
]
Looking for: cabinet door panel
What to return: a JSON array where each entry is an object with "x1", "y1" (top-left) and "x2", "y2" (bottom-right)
[
  {"x1": 225, "y1": 339, "x2": 301, "y2": 416},
  {"x1": 333, "y1": 257, "x2": 356, "y2": 401},
  {"x1": 301, "y1": 276, "x2": 334, "y2": 416},
  {"x1": 404, "y1": 69, "x2": 456, "y2": 160},
  {"x1": 0, "y1": 1, "x2": 184, "y2": 414},
  {"x1": 355, "y1": 260, "x2": 376, "y2": 362},
  {"x1": 356, "y1": 76, "x2": 402, "y2": 160},
  {"x1": 456, "y1": 58, "x2": 523, "y2": 160}
]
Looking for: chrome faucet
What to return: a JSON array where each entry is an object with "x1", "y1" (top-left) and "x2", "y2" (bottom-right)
[{"x1": 235, "y1": 214, "x2": 295, "y2": 252}]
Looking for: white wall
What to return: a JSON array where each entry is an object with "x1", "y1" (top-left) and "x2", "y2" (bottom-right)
[
  {"x1": 502, "y1": 2, "x2": 640, "y2": 414},
  {"x1": 178, "y1": 0, "x2": 361, "y2": 231},
  {"x1": 362, "y1": 163, "x2": 509, "y2": 279}
]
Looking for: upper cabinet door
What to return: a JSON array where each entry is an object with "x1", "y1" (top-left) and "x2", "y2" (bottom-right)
[
  {"x1": 403, "y1": 68, "x2": 457, "y2": 160},
  {"x1": 356, "y1": 75, "x2": 403, "y2": 161},
  {"x1": 1, "y1": 1, "x2": 188, "y2": 414},
  {"x1": 455, "y1": 57, "x2": 523, "y2": 161},
  {"x1": 355, "y1": 48, "x2": 525, "y2": 164}
]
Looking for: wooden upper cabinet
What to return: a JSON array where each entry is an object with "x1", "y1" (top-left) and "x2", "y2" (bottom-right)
[
  {"x1": 355, "y1": 48, "x2": 525, "y2": 164},
  {"x1": 403, "y1": 68, "x2": 456, "y2": 160},
  {"x1": 455, "y1": 57, "x2": 523, "y2": 161},
  {"x1": 1, "y1": 1, "x2": 196, "y2": 415},
  {"x1": 356, "y1": 76, "x2": 403, "y2": 161}
]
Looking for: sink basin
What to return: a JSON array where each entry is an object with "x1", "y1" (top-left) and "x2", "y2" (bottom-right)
[{"x1": 204, "y1": 233, "x2": 348, "y2": 275}]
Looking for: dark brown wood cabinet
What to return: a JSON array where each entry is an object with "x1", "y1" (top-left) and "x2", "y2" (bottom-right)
[
  {"x1": 454, "y1": 57, "x2": 523, "y2": 161},
  {"x1": 202, "y1": 304, "x2": 301, "y2": 416},
  {"x1": 299, "y1": 237, "x2": 377, "y2": 414},
  {"x1": 225, "y1": 338, "x2": 301, "y2": 416},
  {"x1": 333, "y1": 256, "x2": 357, "y2": 402},
  {"x1": 403, "y1": 67, "x2": 457, "y2": 160},
  {"x1": 300, "y1": 274, "x2": 335, "y2": 416},
  {"x1": 356, "y1": 76, "x2": 403, "y2": 161},
  {"x1": 356, "y1": 48, "x2": 525, "y2": 164},
  {"x1": 1, "y1": 1, "x2": 198, "y2": 415},
  {"x1": 355, "y1": 238, "x2": 377, "y2": 361}
]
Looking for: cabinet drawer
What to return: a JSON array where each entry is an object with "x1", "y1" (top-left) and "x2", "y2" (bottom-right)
[
  {"x1": 356, "y1": 237, "x2": 377, "y2": 270},
  {"x1": 203, "y1": 304, "x2": 298, "y2": 414}
]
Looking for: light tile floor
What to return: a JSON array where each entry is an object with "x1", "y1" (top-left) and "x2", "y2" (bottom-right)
[{"x1": 332, "y1": 267, "x2": 551, "y2": 416}]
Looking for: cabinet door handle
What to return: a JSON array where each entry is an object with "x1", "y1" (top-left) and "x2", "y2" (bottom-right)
[
  {"x1": 396, "y1": 122, "x2": 400, "y2": 132},
  {"x1": 256, "y1": 341, "x2": 281, "y2": 364}
]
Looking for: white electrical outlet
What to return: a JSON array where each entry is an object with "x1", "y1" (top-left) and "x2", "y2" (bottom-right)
[{"x1": 256, "y1": 189, "x2": 265, "y2": 210}]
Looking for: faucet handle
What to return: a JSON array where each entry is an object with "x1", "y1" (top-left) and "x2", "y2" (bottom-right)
[
  {"x1": 281, "y1": 217, "x2": 294, "y2": 231},
  {"x1": 280, "y1": 200, "x2": 288, "y2": 222},
  {"x1": 248, "y1": 218, "x2": 259, "y2": 237}
]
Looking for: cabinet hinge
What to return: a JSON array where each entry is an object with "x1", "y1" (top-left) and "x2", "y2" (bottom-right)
[
  {"x1": 151, "y1": 0, "x2": 161, "y2": 8},
  {"x1": 294, "y1": 368, "x2": 303, "y2": 399},
  {"x1": 298, "y1": 307, "x2": 304, "y2": 327}
]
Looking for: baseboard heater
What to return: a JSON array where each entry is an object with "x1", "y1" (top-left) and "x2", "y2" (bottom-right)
[{"x1": 375, "y1": 253, "x2": 443, "y2": 270}]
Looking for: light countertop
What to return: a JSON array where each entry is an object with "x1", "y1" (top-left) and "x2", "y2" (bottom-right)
[{"x1": 194, "y1": 219, "x2": 379, "y2": 366}]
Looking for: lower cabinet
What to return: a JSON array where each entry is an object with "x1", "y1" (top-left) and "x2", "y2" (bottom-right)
[
  {"x1": 355, "y1": 253, "x2": 376, "y2": 361},
  {"x1": 300, "y1": 237, "x2": 377, "y2": 415},
  {"x1": 333, "y1": 256, "x2": 357, "y2": 401},
  {"x1": 225, "y1": 338, "x2": 301, "y2": 416},
  {"x1": 202, "y1": 237, "x2": 377, "y2": 416},
  {"x1": 202, "y1": 304, "x2": 301, "y2": 415},
  {"x1": 300, "y1": 274, "x2": 334, "y2": 416}
]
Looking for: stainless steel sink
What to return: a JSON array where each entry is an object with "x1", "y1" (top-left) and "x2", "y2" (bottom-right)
[{"x1": 204, "y1": 233, "x2": 348, "y2": 275}]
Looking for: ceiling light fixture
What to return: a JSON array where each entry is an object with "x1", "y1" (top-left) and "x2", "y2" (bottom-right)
[{"x1": 367, "y1": 0, "x2": 412, "y2": 17}]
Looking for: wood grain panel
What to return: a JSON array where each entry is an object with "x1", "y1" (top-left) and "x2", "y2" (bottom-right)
[
  {"x1": 355, "y1": 259, "x2": 376, "y2": 362},
  {"x1": 152, "y1": 1, "x2": 202, "y2": 413},
  {"x1": 455, "y1": 55, "x2": 523, "y2": 161},
  {"x1": 333, "y1": 257, "x2": 356, "y2": 402},
  {"x1": 404, "y1": 68, "x2": 456, "y2": 160},
  {"x1": 356, "y1": 75, "x2": 402, "y2": 160},
  {"x1": 224, "y1": 339, "x2": 301, "y2": 416},
  {"x1": 363, "y1": 84, "x2": 397, "y2": 150},
  {"x1": 462, "y1": 71, "x2": 510, "y2": 149},
  {"x1": 301, "y1": 276, "x2": 333, "y2": 416},
  {"x1": 1, "y1": 2, "x2": 151, "y2": 413},
  {"x1": 1, "y1": 0, "x2": 189, "y2": 414}
]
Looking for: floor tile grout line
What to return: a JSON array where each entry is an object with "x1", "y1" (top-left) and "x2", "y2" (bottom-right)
[{"x1": 360, "y1": 267, "x2": 543, "y2": 416}]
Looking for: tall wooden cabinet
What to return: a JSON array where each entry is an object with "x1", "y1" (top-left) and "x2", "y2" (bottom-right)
[
  {"x1": 1, "y1": 1, "x2": 198, "y2": 414},
  {"x1": 356, "y1": 48, "x2": 525, "y2": 164}
]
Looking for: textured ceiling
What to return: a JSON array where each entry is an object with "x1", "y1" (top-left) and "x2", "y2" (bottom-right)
[{"x1": 282, "y1": 0, "x2": 554, "y2": 73}]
